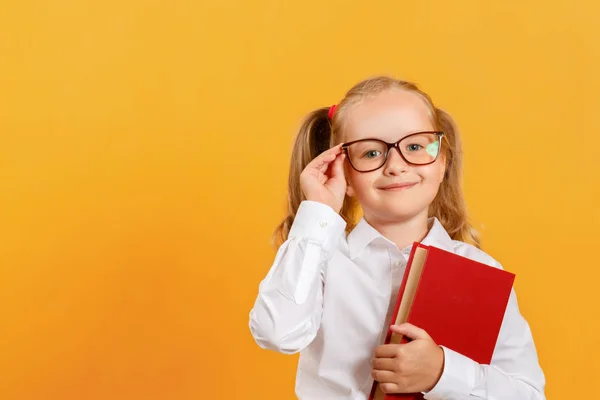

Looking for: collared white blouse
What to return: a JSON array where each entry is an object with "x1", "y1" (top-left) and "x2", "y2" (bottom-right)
[{"x1": 249, "y1": 200, "x2": 546, "y2": 399}]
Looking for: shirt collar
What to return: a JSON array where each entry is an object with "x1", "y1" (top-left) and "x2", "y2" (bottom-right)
[{"x1": 347, "y1": 216, "x2": 455, "y2": 260}]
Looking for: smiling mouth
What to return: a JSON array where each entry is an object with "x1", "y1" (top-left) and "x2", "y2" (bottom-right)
[{"x1": 378, "y1": 182, "x2": 418, "y2": 191}]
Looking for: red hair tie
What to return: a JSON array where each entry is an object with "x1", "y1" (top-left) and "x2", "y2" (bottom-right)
[{"x1": 327, "y1": 104, "x2": 337, "y2": 120}]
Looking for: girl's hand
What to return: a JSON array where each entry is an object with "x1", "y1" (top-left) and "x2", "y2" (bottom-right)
[
  {"x1": 299, "y1": 144, "x2": 347, "y2": 213},
  {"x1": 371, "y1": 323, "x2": 444, "y2": 394}
]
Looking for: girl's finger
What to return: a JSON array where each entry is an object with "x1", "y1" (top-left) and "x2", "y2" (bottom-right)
[
  {"x1": 310, "y1": 145, "x2": 343, "y2": 171},
  {"x1": 308, "y1": 153, "x2": 336, "y2": 174},
  {"x1": 372, "y1": 369, "x2": 397, "y2": 384},
  {"x1": 320, "y1": 143, "x2": 343, "y2": 157},
  {"x1": 308, "y1": 144, "x2": 342, "y2": 165},
  {"x1": 330, "y1": 153, "x2": 346, "y2": 179},
  {"x1": 371, "y1": 357, "x2": 397, "y2": 372}
]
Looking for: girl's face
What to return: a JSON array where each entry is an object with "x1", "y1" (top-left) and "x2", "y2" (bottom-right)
[{"x1": 342, "y1": 88, "x2": 446, "y2": 225}]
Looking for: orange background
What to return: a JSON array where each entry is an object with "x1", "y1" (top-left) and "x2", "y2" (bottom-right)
[{"x1": 1, "y1": 1, "x2": 599, "y2": 399}]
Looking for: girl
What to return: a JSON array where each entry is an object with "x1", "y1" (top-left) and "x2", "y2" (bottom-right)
[{"x1": 248, "y1": 76, "x2": 546, "y2": 399}]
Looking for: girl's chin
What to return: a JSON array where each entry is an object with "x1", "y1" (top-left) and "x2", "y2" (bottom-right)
[{"x1": 364, "y1": 206, "x2": 427, "y2": 223}]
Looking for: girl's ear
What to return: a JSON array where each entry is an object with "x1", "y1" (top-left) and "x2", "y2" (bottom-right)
[
  {"x1": 344, "y1": 163, "x2": 356, "y2": 197},
  {"x1": 346, "y1": 183, "x2": 355, "y2": 197}
]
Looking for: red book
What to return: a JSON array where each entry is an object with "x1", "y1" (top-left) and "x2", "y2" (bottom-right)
[{"x1": 368, "y1": 243, "x2": 515, "y2": 400}]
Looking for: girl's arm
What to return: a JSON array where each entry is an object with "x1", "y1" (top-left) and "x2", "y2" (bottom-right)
[{"x1": 248, "y1": 200, "x2": 346, "y2": 354}]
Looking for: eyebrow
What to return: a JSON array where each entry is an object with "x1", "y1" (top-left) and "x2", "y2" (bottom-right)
[{"x1": 345, "y1": 130, "x2": 440, "y2": 144}]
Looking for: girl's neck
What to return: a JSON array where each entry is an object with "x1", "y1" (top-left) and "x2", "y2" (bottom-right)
[{"x1": 366, "y1": 210, "x2": 431, "y2": 251}]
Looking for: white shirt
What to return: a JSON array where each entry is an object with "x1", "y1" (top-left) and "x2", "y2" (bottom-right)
[{"x1": 249, "y1": 200, "x2": 546, "y2": 400}]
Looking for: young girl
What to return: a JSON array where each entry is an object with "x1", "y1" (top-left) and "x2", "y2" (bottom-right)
[{"x1": 248, "y1": 76, "x2": 546, "y2": 399}]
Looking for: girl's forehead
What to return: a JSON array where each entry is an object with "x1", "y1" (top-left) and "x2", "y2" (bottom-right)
[{"x1": 342, "y1": 89, "x2": 434, "y2": 142}]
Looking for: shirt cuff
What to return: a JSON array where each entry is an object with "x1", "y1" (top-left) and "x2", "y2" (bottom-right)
[
  {"x1": 288, "y1": 200, "x2": 347, "y2": 251},
  {"x1": 423, "y1": 346, "x2": 477, "y2": 400}
]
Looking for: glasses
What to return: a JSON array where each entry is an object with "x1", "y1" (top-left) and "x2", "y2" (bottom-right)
[{"x1": 341, "y1": 131, "x2": 444, "y2": 172}]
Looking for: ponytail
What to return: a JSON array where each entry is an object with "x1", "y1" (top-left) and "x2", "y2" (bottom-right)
[
  {"x1": 429, "y1": 108, "x2": 481, "y2": 248},
  {"x1": 273, "y1": 107, "x2": 359, "y2": 247}
]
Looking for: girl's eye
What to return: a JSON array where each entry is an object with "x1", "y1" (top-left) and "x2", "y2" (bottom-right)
[
  {"x1": 406, "y1": 144, "x2": 423, "y2": 152},
  {"x1": 362, "y1": 150, "x2": 382, "y2": 159}
]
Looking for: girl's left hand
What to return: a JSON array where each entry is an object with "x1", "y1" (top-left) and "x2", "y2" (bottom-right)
[{"x1": 371, "y1": 323, "x2": 444, "y2": 394}]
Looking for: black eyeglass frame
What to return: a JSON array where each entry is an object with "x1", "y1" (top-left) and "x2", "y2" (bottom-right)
[{"x1": 340, "y1": 131, "x2": 445, "y2": 173}]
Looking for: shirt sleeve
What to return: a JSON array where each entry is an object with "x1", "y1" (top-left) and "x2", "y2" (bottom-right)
[
  {"x1": 423, "y1": 288, "x2": 546, "y2": 400},
  {"x1": 248, "y1": 200, "x2": 347, "y2": 354}
]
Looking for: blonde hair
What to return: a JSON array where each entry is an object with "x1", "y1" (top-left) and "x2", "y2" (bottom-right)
[{"x1": 274, "y1": 75, "x2": 481, "y2": 249}]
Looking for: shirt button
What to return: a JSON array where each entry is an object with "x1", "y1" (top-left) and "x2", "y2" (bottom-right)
[
  {"x1": 319, "y1": 220, "x2": 328, "y2": 228},
  {"x1": 395, "y1": 260, "x2": 403, "y2": 267}
]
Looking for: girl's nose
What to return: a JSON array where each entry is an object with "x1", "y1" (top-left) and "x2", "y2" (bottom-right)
[{"x1": 382, "y1": 147, "x2": 409, "y2": 175}]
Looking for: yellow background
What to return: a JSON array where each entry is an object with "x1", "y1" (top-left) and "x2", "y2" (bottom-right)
[{"x1": 1, "y1": 1, "x2": 598, "y2": 399}]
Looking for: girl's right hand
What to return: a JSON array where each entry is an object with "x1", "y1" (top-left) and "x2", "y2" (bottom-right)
[{"x1": 299, "y1": 144, "x2": 347, "y2": 214}]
